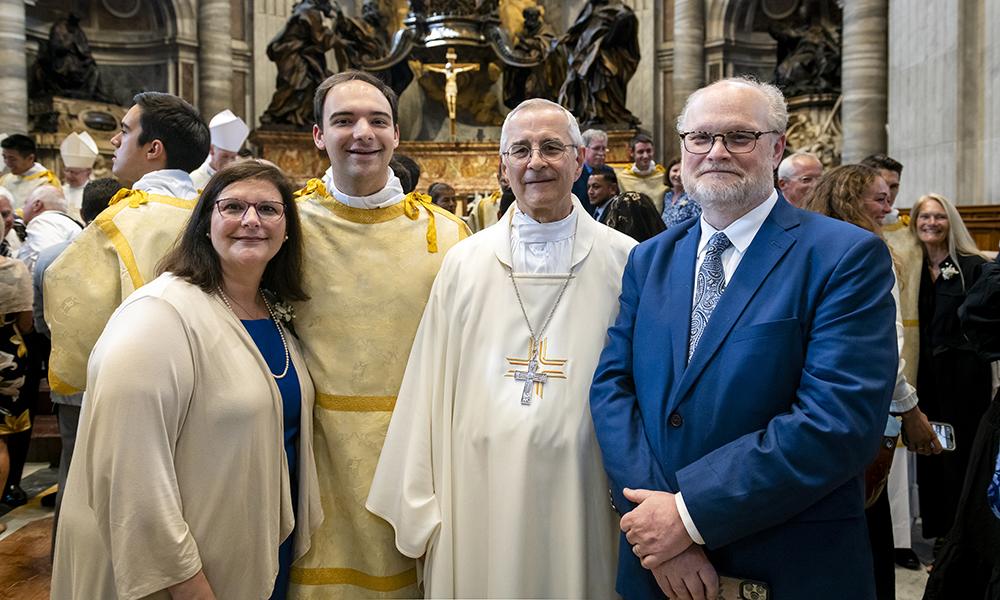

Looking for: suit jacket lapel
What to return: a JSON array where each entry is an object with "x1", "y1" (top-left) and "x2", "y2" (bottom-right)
[
  {"x1": 666, "y1": 220, "x2": 700, "y2": 381},
  {"x1": 668, "y1": 201, "x2": 799, "y2": 412}
]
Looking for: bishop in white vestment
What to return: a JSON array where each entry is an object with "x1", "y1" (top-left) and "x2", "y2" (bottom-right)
[{"x1": 367, "y1": 98, "x2": 636, "y2": 598}]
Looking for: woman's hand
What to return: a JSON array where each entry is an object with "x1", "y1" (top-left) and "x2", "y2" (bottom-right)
[
  {"x1": 901, "y1": 407, "x2": 942, "y2": 455},
  {"x1": 168, "y1": 570, "x2": 217, "y2": 600}
]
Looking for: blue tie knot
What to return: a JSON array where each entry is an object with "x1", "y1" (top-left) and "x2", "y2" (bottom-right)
[{"x1": 706, "y1": 232, "x2": 732, "y2": 257}]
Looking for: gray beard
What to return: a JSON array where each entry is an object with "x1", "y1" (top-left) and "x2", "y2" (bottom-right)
[{"x1": 687, "y1": 167, "x2": 775, "y2": 216}]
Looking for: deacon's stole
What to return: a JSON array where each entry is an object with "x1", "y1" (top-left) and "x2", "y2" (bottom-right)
[
  {"x1": 44, "y1": 189, "x2": 196, "y2": 394},
  {"x1": 289, "y1": 180, "x2": 470, "y2": 598}
]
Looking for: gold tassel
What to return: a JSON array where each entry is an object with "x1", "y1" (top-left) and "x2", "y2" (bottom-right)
[{"x1": 402, "y1": 192, "x2": 438, "y2": 253}]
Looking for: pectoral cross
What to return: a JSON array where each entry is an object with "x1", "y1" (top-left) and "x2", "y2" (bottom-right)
[
  {"x1": 513, "y1": 357, "x2": 548, "y2": 406},
  {"x1": 506, "y1": 338, "x2": 567, "y2": 406}
]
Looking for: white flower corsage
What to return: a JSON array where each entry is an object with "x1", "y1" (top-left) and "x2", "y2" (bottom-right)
[
  {"x1": 271, "y1": 300, "x2": 295, "y2": 324},
  {"x1": 941, "y1": 264, "x2": 959, "y2": 280}
]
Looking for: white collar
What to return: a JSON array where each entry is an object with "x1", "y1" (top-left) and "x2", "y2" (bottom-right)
[
  {"x1": 697, "y1": 189, "x2": 778, "y2": 256},
  {"x1": 511, "y1": 203, "x2": 578, "y2": 244},
  {"x1": 132, "y1": 169, "x2": 199, "y2": 200},
  {"x1": 322, "y1": 166, "x2": 405, "y2": 209},
  {"x1": 631, "y1": 162, "x2": 658, "y2": 176}
]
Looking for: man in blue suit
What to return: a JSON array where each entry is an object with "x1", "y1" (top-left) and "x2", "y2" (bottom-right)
[{"x1": 590, "y1": 77, "x2": 898, "y2": 599}]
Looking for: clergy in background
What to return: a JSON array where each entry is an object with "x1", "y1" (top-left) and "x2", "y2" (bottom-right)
[
  {"x1": 190, "y1": 109, "x2": 250, "y2": 190},
  {"x1": 615, "y1": 133, "x2": 668, "y2": 213},
  {"x1": 43, "y1": 92, "x2": 209, "y2": 395},
  {"x1": 287, "y1": 71, "x2": 469, "y2": 599},
  {"x1": 367, "y1": 98, "x2": 636, "y2": 598},
  {"x1": 59, "y1": 131, "x2": 99, "y2": 220},
  {"x1": 0, "y1": 134, "x2": 61, "y2": 209}
]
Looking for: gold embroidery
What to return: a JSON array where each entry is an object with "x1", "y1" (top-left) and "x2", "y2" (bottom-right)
[
  {"x1": 290, "y1": 566, "x2": 417, "y2": 591},
  {"x1": 315, "y1": 394, "x2": 397, "y2": 412}
]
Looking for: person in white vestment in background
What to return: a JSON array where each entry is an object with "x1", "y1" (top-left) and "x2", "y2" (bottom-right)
[
  {"x1": 59, "y1": 131, "x2": 99, "y2": 220},
  {"x1": 190, "y1": 109, "x2": 251, "y2": 190},
  {"x1": 367, "y1": 98, "x2": 636, "y2": 598},
  {"x1": 16, "y1": 185, "x2": 81, "y2": 273}
]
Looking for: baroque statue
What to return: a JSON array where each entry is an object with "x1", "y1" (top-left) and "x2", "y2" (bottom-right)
[
  {"x1": 770, "y1": 4, "x2": 842, "y2": 96},
  {"x1": 557, "y1": 0, "x2": 640, "y2": 128},
  {"x1": 502, "y1": 7, "x2": 566, "y2": 108},
  {"x1": 260, "y1": 0, "x2": 337, "y2": 128},
  {"x1": 30, "y1": 14, "x2": 115, "y2": 104},
  {"x1": 331, "y1": 0, "x2": 414, "y2": 97}
]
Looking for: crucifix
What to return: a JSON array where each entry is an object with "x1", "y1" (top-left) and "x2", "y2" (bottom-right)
[
  {"x1": 513, "y1": 356, "x2": 549, "y2": 406},
  {"x1": 506, "y1": 338, "x2": 567, "y2": 406},
  {"x1": 419, "y1": 47, "x2": 479, "y2": 142}
]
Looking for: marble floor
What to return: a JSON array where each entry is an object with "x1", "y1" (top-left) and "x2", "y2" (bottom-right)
[{"x1": 0, "y1": 464, "x2": 933, "y2": 599}]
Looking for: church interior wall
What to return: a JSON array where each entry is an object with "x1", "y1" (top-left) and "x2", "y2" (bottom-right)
[{"x1": 887, "y1": 0, "x2": 957, "y2": 209}]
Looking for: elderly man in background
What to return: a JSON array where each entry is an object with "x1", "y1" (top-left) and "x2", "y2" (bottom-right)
[
  {"x1": 776, "y1": 151, "x2": 823, "y2": 207},
  {"x1": 571, "y1": 128, "x2": 608, "y2": 215},
  {"x1": 59, "y1": 131, "x2": 99, "y2": 220},
  {"x1": 368, "y1": 97, "x2": 635, "y2": 598},
  {"x1": 0, "y1": 188, "x2": 19, "y2": 257},
  {"x1": 17, "y1": 185, "x2": 82, "y2": 273}
]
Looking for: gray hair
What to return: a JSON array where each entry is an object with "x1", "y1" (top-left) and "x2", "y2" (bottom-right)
[
  {"x1": 676, "y1": 77, "x2": 789, "y2": 134},
  {"x1": 28, "y1": 184, "x2": 67, "y2": 212},
  {"x1": 499, "y1": 99, "x2": 584, "y2": 152},
  {"x1": 581, "y1": 128, "x2": 608, "y2": 147},
  {"x1": 0, "y1": 186, "x2": 13, "y2": 207},
  {"x1": 777, "y1": 151, "x2": 822, "y2": 181}
]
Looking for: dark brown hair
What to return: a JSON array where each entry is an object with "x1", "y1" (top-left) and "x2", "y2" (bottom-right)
[
  {"x1": 802, "y1": 164, "x2": 881, "y2": 234},
  {"x1": 604, "y1": 191, "x2": 666, "y2": 243},
  {"x1": 133, "y1": 92, "x2": 210, "y2": 173},
  {"x1": 313, "y1": 70, "x2": 399, "y2": 128},
  {"x1": 158, "y1": 161, "x2": 308, "y2": 301}
]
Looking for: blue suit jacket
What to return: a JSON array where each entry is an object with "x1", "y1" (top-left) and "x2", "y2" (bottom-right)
[{"x1": 590, "y1": 198, "x2": 897, "y2": 599}]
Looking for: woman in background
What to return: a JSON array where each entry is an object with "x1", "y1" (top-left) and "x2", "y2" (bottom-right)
[
  {"x1": 908, "y1": 193, "x2": 992, "y2": 554},
  {"x1": 603, "y1": 191, "x2": 666, "y2": 243},
  {"x1": 660, "y1": 157, "x2": 700, "y2": 229}
]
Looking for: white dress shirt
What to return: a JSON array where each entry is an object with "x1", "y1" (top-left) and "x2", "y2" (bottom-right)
[
  {"x1": 678, "y1": 189, "x2": 779, "y2": 546},
  {"x1": 510, "y1": 204, "x2": 578, "y2": 274},
  {"x1": 322, "y1": 167, "x2": 405, "y2": 209}
]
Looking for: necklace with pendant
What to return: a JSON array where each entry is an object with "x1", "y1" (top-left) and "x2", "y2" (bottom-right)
[{"x1": 217, "y1": 286, "x2": 290, "y2": 379}]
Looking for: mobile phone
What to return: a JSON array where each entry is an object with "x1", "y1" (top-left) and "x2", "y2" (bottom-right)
[{"x1": 931, "y1": 421, "x2": 956, "y2": 451}]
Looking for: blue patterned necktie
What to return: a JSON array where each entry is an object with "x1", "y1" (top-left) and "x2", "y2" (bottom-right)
[{"x1": 688, "y1": 232, "x2": 732, "y2": 361}]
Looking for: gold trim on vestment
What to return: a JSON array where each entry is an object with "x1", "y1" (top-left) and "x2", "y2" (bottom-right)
[
  {"x1": 48, "y1": 370, "x2": 82, "y2": 395},
  {"x1": 95, "y1": 190, "x2": 196, "y2": 290},
  {"x1": 902, "y1": 319, "x2": 919, "y2": 327},
  {"x1": 315, "y1": 394, "x2": 397, "y2": 412},
  {"x1": 25, "y1": 168, "x2": 62, "y2": 189},
  {"x1": 290, "y1": 566, "x2": 417, "y2": 591}
]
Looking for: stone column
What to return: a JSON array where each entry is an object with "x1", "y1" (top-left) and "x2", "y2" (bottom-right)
[
  {"x1": 841, "y1": 0, "x2": 888, "y2": 163},
  {"x1": 0, "y1": 0, "x2": 27, "y2": 133},
  {"x1": 198, "y1": 0, "x2": 233, "y2": 118},
  {"x1": 672, "y1": 0, "x2": 705, "y2": 123}
]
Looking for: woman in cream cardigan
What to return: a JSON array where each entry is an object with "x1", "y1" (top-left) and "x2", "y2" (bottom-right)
[{"x1": 52, "y1": 161, "x2": 322, "y2": 600}]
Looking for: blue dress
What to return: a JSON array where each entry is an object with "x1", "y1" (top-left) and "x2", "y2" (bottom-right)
[{"x1": 243, "y1": 318, "x2": 301, "y2": 600}]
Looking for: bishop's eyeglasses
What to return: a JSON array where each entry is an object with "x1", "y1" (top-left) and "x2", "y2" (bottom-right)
[
  {"x1": 502, "y1": 140, "x2": 576, "y2": 163},
  {"x1": 678, "y1": 130, "x2": 778, "y2": 155},
  {"x1": 215, "y1": 199, "x2": 286, "y2": 221}
]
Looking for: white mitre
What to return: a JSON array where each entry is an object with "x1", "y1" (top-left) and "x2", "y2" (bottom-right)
[
  {"x1": 209, "y1": 109, "x2": 250, "y2": 152},
  {"x1": 60, "y1": 131, "x2": 99, "y2": 169}
]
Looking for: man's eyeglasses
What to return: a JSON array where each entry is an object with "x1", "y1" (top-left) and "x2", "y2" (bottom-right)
[
  {"x1": 502, "y1": 141, "x2": 576, "y2": 163},
  {"x1": 678, "y1": 130, "x2": 778, "y2": 155},
  {"x1": 215, "y1": 199, "x2": 286, "y2": 221}
]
